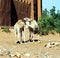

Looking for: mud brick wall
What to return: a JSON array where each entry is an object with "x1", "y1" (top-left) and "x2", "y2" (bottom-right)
[
  {"x1": 0, "y1": 0, "x2": 11, "y2": 26},
  {"x1": 0, "y1": 0, "x2": 42, "y2": 26},
  {"x1": 13, "y1": 1, "x2": 31, "y2": 19}
]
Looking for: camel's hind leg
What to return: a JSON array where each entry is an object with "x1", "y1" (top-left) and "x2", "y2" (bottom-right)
[
  {"x1": 14, "y1": 25, "x2": 17, "y2": 37},
  {"x1": 17, "y1": 28, "x2": 23, "y2": 44}
]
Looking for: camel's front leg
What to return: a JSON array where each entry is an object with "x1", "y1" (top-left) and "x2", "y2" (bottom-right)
[{"x1": 29, "y1": 31, "x2": 34, "y2": 42}]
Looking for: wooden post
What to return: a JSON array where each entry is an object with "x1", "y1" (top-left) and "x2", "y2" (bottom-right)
[
  {"x1": 37, "y1": 0, "x2": 42, "y2": 20},
  {"x1": 30, "y1": 0, "x2": 34, "y2": 19}
]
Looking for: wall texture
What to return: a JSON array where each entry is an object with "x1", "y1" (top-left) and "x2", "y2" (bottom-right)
[{"x1": 0, "y1": 0, "x2": 42, "y2": 26}]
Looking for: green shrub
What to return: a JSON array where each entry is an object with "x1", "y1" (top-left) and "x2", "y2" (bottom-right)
[
  {"x1": 38, "y1": 7, "x2": 60, "y2": 35},
  {"x1": 40, "y1": 29, "x2": 49, "y2": 35},
  {"x1": 55, "y1": 28, "x2": 60, "y2": 34},
  {"x1": 38, "y1": 16, "x2": 55, "y2": 35},
  {"x1": 1, "y1": 26, "x2": 10, "y2": 33}
]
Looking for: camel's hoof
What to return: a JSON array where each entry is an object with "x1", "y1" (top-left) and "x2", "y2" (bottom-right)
[
  {"x1": 30, "y1": 40, "x2": 33, "y2": 42},
  {"x1": 34, "y1": 40, "x2": 38, "y2": 42},
  {"x1": 16, "y1": 41, "x2": 20, "y2": 44},
  {"x1": 22, "y1": 41, "x2": 25, "y2": 43}
]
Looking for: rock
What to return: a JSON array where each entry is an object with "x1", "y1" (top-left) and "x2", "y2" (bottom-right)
[
  {"x1": 46, "y1": 42, "x2": 59, "y2": 48},
  {"x1": 55, "y1": 42, "x2": 59, "y2": 46},
  {"x1": 24, "y1": 53, "x2": 30, "y2": 56},
  {"x1": 15, "y1": 52, "x2": 21, "y2": 58},
  {"x1": 50, "y1": 42, "x2": 55, "y2": 45},
  {"x1": 0, "y1": 46, "x2": 7, "y2": 56},
  {"x1": 22, "y1": 53, "x2": 31, "y2": 58},
  {"x1": 46, "y1": 42, "x2": 52, "y2": 48},
  {"x1": 0, "y1": 49, "x2": 4, "y2": 56},
  {"x1": 10, "y1": 52, "x2": 21, "y2": 58}
]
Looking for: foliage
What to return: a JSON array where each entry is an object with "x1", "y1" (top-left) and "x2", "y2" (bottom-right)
[
  {"x1": 50, "y1": 6, "x2": 56, "y2": 19},
  {"x1": 1, "y1": 26, "x2": 11, "y2": 33},
  {"x1": 42, "y1": 9, "x2": 49, "y2": 17},
  {"x1": 38, "y1": 16, "x2": 54, "y2": 35},
  {"x1": 38, "y1": 6, "x2": 60, "y2": 35},
  {"x1": 55, "y1": 28, "x2": 60, "y2": 34}
]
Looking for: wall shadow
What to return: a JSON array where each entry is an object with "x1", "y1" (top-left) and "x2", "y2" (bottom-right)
[
  {"x1": 33, "y1": 0, "x2": 38, "y2": 21},
  {"x1": 11, "y1": 0, "x2": 18, "y2": 26}
]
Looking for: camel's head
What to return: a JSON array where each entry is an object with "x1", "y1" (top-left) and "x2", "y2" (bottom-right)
[{"x1": 24, "y1": 17, "x2": 32, "y2": 22}]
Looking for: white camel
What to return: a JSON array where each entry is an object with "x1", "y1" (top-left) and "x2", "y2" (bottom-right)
[
  {"x1": 14, "y1": 19, "x2": 25, "y2": 44},
  {"x1": 14, "y1": 18, "x2": 39, "y2": 44},
  {"x1": 24, "y1": 18, "x2": 38, "y2": 42}
]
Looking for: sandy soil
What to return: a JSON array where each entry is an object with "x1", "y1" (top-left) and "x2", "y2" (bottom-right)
[{"x1": 0, "y1": 27, "x2": 60, "y2": 58}]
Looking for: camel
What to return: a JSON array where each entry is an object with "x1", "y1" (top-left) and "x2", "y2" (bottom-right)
[{"x1": 14, "y1": 18, "x2": 39, "y2": 44}]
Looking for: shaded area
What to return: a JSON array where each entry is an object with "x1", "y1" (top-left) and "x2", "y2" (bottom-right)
[
  {"x1": 34, "y1": 0, "x2": 38, "y2": 21},
  {"x1": 0, "y1": 0, "x2": 31, "y2": 26},
  {"x1": 11, "y1": 0, "x2": 18, "y2": 26}
]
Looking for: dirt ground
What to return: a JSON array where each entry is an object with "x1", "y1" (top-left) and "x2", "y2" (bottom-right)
[{"x1": 0, "y1": 27, "x2": 60, "y2": 58}]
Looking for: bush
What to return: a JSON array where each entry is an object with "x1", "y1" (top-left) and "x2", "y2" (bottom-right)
[
  {"x1": 38, "y1": 16, "x2": 55, "y2": 35},
  {"x1": 55, "y1": 28, "x2": 60, "y2": 34},
  {"x1": 1, "y1": 26, "x2": 11, "y2": 33},
  {"x1": 38, "y1": 7, "x2": 60, "y2": 35}
]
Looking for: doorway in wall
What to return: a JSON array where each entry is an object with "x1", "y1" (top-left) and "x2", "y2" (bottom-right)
[{"x1": 11, "y1": 0, "x2": 18, "y2": 26}]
